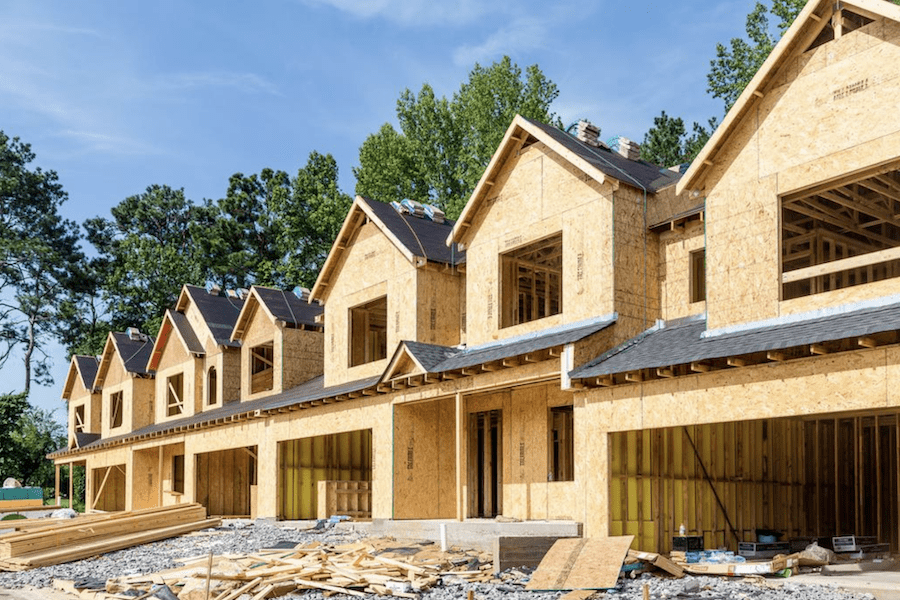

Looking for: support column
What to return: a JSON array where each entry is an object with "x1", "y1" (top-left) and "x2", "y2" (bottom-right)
[
  {"x1": 67, "y1": 463, "x2": 74, "y2": 509},
  {"x1": 455, "y1": 392, "x2": 465, "y2": 521},
  {"x1": 55, "y1": 463, "x2": 61, "y2": 507},
  {"x1": 158, "y1": 446, "x2": 164, "y2": 507}
]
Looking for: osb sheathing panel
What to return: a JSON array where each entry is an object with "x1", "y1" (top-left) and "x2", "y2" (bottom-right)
[
  {"x1": 393, "y1": 397, "x2": 457, "y2": 519},
  {"x1": 323, "y1": 221, "x2": 415, "y2": 387},
  {"x1": 91, "y1": 464, "x2": 126, "y2": 512},
  {"x1": 131, "y1": 447, "x2": 160, "y2": 510},
  {"x1": 702, "y1": 19, "x2": 900, "y2": 329},
  {"x1": 281, "y1": 328, "x2": 324, "y2": 390},
  {"x1": 67, "y1": 387, "x2": 102, "y2": 446},
  {"x1": 415, "y1": 267, "x2": 464, "y2": 347},
  {"x1": 575, "y1": 346, "x2": 900, "y2": 536},
  {"x1": 153, "y1": 338, "x2": 198, "y2": 423},
  {"x1": 461, "y1": 143, "x2": 615, "y2": 346},
  {"x1": 101, "y1": 358, "x2": 154, "y2": 439},
  {"x1": 646, "y1": 184, "x2": 698, "y2": 228},
  {"x1": 220, "y1": 349, "x2": 241, "y2": 404},
  {"x1": 658, "y1": 222, "x2": 706, "y2": 321},
  {"x1": 613, "y1": 184, "x2": 661, "y2": 341}
]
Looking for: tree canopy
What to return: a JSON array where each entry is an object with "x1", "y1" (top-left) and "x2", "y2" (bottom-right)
[
  {"x1": 0, "y1": 131, "x2": 84, "y2": 394},
  {"x1": 641, "y1": 112, "x2": 717, "y2": 168},
  {"x1": 355, "y1": 56, "x2": 561, "y2": 219},
  {"x1": 707, "y1": 0, "x2": 805, "y2": 111}
]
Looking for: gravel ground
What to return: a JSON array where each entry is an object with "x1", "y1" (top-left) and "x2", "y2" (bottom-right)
[{"x1": 0, "y1": 520, "x2": 878, "y2": 600}]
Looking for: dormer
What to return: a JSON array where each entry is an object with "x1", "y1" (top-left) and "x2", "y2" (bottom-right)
[
  {"x1": 310, "y1": 196, "x2": 466, "y2": 387},
  {"x1": 95, "y1": 329, "x2": 155, "y2": 438},
  {"x1": 61, "y1": 355, "x2": 101, "y2": 450},
  {"x1": 147, "y1": 285, "x2": 244, "y2": 421},
  {"x1": 231, "y1": 286, "x2": 324, "y2": 400},
  {"x1": 448, "y1": 115, "x2": 681, "y2": 346},
  {"x1": 677, "y1": 0, "x2": 900, "y2": 331}
]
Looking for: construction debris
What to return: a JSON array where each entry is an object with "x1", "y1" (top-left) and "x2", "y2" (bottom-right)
[
  {"x1": 50, "y1": 538, "x2": 495, "y2": 600},
  {"x1": 0, "y1": 504, "x2": 219, "y2": 571}
]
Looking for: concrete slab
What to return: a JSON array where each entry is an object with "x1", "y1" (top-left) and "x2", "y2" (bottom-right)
[
  {"x1": 368, "y1": 518, "x2": 582, "y2": 551},
  {"x1": 782, "y1": 567, "x2": 900, "y2": 600}
]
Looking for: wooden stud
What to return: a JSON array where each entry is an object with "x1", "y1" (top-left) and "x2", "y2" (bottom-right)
[{"x1": 656, "y1": 367, "x2": 674, "y2": 378}]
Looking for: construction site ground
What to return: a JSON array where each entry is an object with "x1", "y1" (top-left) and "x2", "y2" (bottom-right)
[{"x1": 0, "y1": 519, "x2": 897, "y2": 600}]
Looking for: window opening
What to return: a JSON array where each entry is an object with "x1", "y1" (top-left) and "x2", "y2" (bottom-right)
[
  {"x1": 782, "y1": 165, "x2": 900, "y2": 300},
  {"x1": 251, "y1": 343, "x2": 274, "y2": 393},
  {"x1": 207, "y1": 367, "x2": 217, "y2": 406},
  {"x1": 550, "y1": 405, "x2": 574, "y2": 482},
  {"x1": 110, "y1": 391, "x2": 123, "y2": 429},
  {"x1": 500, "y1": 233, "x2": 562, "y2": 328},
  {"x1": 173, "y1": 454, "x2": 185, "y2": 494},
  {"x1": 167, "y1": 373, "x2": 184, "y2": 417},
  {"x1": 349, "y1": 297, "x2": 387, "y2": 366},
  {"x1": 690, "y1": 249, "x2": 706, "y2": 303},
  {"x1": 74, "y1": 405, "x2": 85, "y2": 433}
]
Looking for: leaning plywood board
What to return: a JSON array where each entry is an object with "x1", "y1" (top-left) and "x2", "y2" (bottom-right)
[{"x1": 526, "y1": 536, "x2": 634, "y2": 590}]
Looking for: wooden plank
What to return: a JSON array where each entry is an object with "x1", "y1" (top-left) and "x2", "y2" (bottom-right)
[
  {"x1": 627, "y1": 549, "x2": 684, "y2": 578},
  {"x1": 492, "y1": 536, "x2": 578, "y2": 574},
  {"x1": 525, "y1": 536, "x2": 634, "y2": 590}
]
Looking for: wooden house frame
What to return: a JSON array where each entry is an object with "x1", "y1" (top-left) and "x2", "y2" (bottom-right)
[{"x1": 49, "y1": 0, "x2": 900, "y2": 554}]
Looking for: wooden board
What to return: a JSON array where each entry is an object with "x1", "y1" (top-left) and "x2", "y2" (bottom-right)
[{"x1": 525, "y1": 536, "x2": 634, "y2": 590}]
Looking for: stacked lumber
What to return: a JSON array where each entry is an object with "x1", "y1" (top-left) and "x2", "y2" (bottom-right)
[
  {"x1": 80, "y1": 539, "x2": 494, "y2": 600},
  {"x1": 0, "y1": 503, "x2": 220, "y2": 571}
]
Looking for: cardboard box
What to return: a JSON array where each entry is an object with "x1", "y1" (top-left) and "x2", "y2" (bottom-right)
[{"x1": 738, "y1": 541, "x2": 791, "y2": 558}]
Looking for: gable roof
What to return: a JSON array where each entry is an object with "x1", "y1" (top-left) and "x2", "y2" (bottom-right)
[
  {"x1": 310, "y1": 196, "x2": 465, "y2": 303},
  {"x1": 95, "y1": 331, "x2": 155, "y2": 388},
  {"x1": 232, "y1": 286, "x2": 324, "y2": 341},
  {"x1": 449, "y1": 115, "x2": 682, "y2": 246},
  {"x1": 176, "y1": 284, "x2": 244, "y2": 347},
  {"x1": 61, "y1": 355, "x2": 100, "y2": 401},
  {"x1": 147, "y1": 310, "x2": 206, "y2": 371},
  {"x1": 677, "y1": 0, "x2": 900, "y2": 196}
]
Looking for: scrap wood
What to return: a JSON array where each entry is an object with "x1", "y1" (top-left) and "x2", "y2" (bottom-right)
[{"x1": 626, "y1": 549, "x2": 684, "y2": 578}]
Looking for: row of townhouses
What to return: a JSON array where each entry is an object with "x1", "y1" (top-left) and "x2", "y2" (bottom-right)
[{"x1": 53, "y1": 0, "x2": 900, "y2": 553}]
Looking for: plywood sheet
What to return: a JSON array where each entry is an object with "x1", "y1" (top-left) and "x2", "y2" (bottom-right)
[{"x1": 526, "y1": 536, "x2": 634, "y2": 590}]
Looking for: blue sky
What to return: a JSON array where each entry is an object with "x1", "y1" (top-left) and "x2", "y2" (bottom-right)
[{"x1": 0, "y1": 0, "x2": 756, "y2": 421}]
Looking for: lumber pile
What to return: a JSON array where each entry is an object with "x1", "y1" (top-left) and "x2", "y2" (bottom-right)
[
  {"x1": 0, "y1": 503, "x2": 220, "y2": 571},
  {"x1": 67, "y1": 539, "x2": 494, "y2": 600}
]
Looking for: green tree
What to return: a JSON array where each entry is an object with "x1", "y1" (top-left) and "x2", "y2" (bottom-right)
[
  {"x1": 279, "y1": 152, "x2": 353, "y2": 288},
  {"x1": 0, "y1": 131, "x2": 84, "y2": 393},
  {"x1": 641, "y1": 112, "x2": 718, "y2": 167},
  {"x1": 355, "y1": 56, "x2": 560, "y2": 218},
  {"x1": 708, "y1": 0, "x2": 805, "y2": 111},
  {"x1": 0, "y1": 392, "x2": 29, "y2": 478},
  {"x1": 207, "y1": 169, "x2": 291, "y2": 289},
  {"x1": 8, "y1": 406, "x2": 65, "y2": 499},
  {"x1": 85, "y1": 184, "x2": 213, "y2": 337}
]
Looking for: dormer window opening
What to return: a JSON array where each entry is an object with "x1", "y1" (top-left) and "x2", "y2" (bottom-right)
[
  {"x1": 500, "y1": 233, "x2": 563, "y2": 328},
  {"x1": 350, "y1": 297, "x2": 388, "y2": 366},
  {"x1": 251, "y1": 343, "x2": 274, "y2": 393}
]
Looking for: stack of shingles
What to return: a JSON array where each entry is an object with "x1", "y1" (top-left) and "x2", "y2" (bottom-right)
[
  {"x1": 89, "y1": 540, "x2": 494, "y2": 600},
  {"x1": 0, "y1": 503, "x2": 219, "y2": 571}
]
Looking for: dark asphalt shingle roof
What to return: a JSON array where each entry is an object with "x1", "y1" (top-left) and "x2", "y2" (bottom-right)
[
  {"x1": 364, "y1": 197, "x2": 466, "y2": 266},
  {"x1": 396, "y1": 315, "x2": 616, "y2": 376},
  {"x1": 523, "y1": 117, "x2": 682, "y2": 193},
  {"x1": 50, "y1": 374, "x2": 381, "y2": 457},
  {"x1": 402, "y1": 341, "x2": 461, "y2": 372},
  {"x1": 254, "y1": 286, "x2": 323, "y2": 328},
  {"x1": 168, "y1": 310, "x2": 205, "y2": 355},
  {"x1": 570, "y1": 301, "x2": 900, "y2": 380},
  {"x1": 74, "y1": 356, "x2": 99, "y2": 390},
  {"x1": 184, "y1": 284, "x2": 244, "y2": 347},
  {"x1": 112, "y1": 332, "x2": 155, "y2": 376}
]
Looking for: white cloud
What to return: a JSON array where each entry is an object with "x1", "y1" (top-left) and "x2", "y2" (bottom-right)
[
  {"x1": 303, "y1": 0, "x2": 493, "y2": 26},
  {"x1": 55, "y1": 130, "x2": 162, "y2": 156},
  {"x1": 452, "y1": 17, "x2": 547, "y2": 66}
]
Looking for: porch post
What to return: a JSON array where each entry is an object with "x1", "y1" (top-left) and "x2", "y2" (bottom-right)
[
  {"x1": 455, "y1": 392, "x2": 464, "y2": 521},
  {"x1": 54, "y1": 463, "x2": 60, "y2": 507},
  {"x1": 67, "y1": 463, "x2": 74, "y2": 509}
]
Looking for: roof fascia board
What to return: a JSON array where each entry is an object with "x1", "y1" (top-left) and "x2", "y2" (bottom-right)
[
  {"x1": 677, "y1": 0, "x2": 833, "y2": 195},
  {"x1": 449, "y1": 115, "x2": 608, "y2": 246},
  {"x1": 380, "y1": 343, "x2": 429, "y2": 382},
  {"x1": 310, "y1": 196, "x2": 418, "y2": 304},
  {"x1": 310, "y1": 197, "x2": 368, "y2": 303}
]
